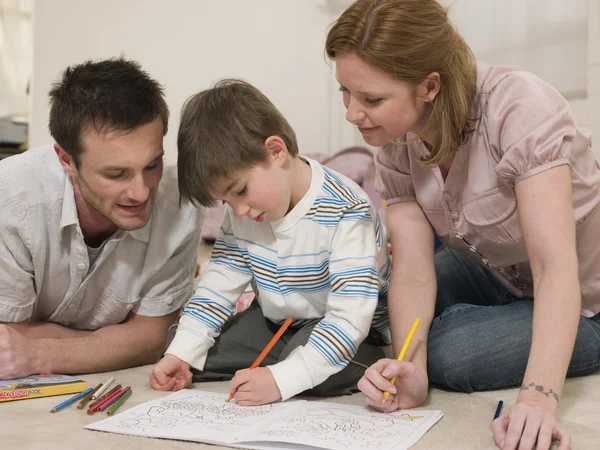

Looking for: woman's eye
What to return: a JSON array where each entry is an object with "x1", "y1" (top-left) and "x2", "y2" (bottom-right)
[{"x1": 365, "y1": 97, "x2": 382, "y2": 105}]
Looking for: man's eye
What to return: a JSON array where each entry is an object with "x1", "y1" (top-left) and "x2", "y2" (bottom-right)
[
  {"x1": 106, "y1": 171, "x2": 126, "y2": 179},
  {"x1": 237, "y1": 186, "x2": 247, "y2": 196}
]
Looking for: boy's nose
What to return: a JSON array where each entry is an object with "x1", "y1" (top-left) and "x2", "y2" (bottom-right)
[{"x1": 232, "y1": 204, "x2": 250, "y2": 217}]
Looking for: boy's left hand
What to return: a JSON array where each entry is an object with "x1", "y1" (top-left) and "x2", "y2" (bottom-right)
[{"x1": 229, "y1": 367, "x2": 281, "y2": 406}]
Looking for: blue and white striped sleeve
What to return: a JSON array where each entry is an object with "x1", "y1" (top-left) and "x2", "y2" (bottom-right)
[
  {"x1": 166, "y1": 212, "x2": 253, "y2": 370},
  {"x1": 268, "y1": 201, "x2": 380, "y2": 400}
]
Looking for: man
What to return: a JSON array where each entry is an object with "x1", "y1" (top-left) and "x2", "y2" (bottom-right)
[{"x1": 0, "y1": 57, "x2": 203, "y2": 379}]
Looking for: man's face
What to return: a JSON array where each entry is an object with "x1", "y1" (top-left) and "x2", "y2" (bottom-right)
[{"x1": 71, "y1": 118, "x2": 165, "y2": 231}]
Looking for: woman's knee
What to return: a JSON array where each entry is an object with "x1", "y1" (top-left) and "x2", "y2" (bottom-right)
[{"x1": 427, "y1": 338, "x2": 476, "y2": 393}]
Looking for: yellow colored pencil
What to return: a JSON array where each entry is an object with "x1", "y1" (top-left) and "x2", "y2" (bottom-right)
[{"x1": 382, "y1": 318, "x2": 420, "y2": 404}]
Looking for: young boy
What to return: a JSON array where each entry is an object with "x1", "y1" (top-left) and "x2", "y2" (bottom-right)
[{"x1": 150, "y1": 79, "x2": 391, "y2": 406}]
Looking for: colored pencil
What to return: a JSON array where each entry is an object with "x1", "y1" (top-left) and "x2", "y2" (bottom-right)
[
  {"x1": 107, "y1": 389, "x2": 133, "y2": 415},
  {"x1": 227, "y1": 317, "x2": 293, "y2": 402},
  {"x1": 88, "y1": 388, "x2": 120, "y2": 415},
  {"x1": 50, "y1": 387, "x2": 93, "y2": 413},
  {"x1": 382, "y1": 318, "x2": 420, "y2": 404},
  {"x1": 77, "y1": 382, "x2": 102, "y2": 409},
  {"x1": 91, "y1": 376, "x2": 114, "y2": 400},
  {"x1": 87, "y1": 384, "x2": 122, "y2": 411},
  {"x1": 494, "y1": 400, "x2": 504, "y2": 420},
  {"x1": 98, "y1": 386, "x2": 131, "y2": 412}
]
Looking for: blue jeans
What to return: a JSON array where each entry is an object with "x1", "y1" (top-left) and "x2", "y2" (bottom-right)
[{"x1": 427, "y1": 248, "x2": 600, "y2": 392}]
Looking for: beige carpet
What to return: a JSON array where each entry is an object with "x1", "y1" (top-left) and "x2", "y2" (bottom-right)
[{"x1": 2, "y1": 365, "x2": 598, "y2": 449}]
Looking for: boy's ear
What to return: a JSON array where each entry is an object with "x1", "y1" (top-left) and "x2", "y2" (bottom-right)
[
  {"x1": 54, "y1": 143, "x2": 78, "y2": 177},
  {"x1": 264, "y1": 136, "x2": 288, "y2": 167}
]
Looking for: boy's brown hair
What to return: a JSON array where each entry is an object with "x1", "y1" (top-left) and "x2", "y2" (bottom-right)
[{"x1": 177, "y1": 79, "x2": 298, "y2": 207}]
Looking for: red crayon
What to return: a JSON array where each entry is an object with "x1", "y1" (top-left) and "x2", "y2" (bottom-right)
[
  {"x1": 88, "y1": 387, "x2": 122, "y2": 415},
  {"x1": 98, "y1": 386, "x2": 131, "y2": 412},
  {"x1": 87, "y1": 384, "x2": 122, "y2": 410}
]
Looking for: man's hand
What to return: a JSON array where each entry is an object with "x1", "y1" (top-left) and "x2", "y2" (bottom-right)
[
  {"x1": 150, "y1": 354, "x2": 192, "y2": 391},
  {"x1": 358, "y1": 358, "x2": 428, "y2": 413},
  {"x1": 0, "y1": 325, "x2": 36, "y2": 378},
  {"x1": 229, "y1": 367, "x2": 282, "y2": 406}
]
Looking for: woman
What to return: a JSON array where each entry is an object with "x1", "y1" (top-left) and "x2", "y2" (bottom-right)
[{"x1": 326, "y1": 1, "x2": 600, "y2": 449}]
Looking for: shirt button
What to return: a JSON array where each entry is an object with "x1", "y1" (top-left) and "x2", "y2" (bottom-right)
[
  {"x1": 519, "y1": 284, "x2": 527, "y2": 290},
  {"x1": 68, "y1": 305, "x2": 77, "y2": 312},
  {"x1": 126, "y1": 304, "x2": 133, "y2": 310},
  {"x1": 468, "y1": 245, "x2": 477, "y2": 252},
  {"x1": 455, "y1": 233, "x2": 464, "y2": 239},
  {"x1": 77, "y1": 263, "x2": 86, "y2": 270}
]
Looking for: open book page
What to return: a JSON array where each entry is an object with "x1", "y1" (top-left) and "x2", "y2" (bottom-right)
[
  {"x1": 86, "y1": 390, "x2": 442, "y2": 450},
  {"x1": 237, "y1": 402, "x2": 442, "y2": 450},
  {"x1": 85, "y1": 390, "x2": 302, "y2": 446}
]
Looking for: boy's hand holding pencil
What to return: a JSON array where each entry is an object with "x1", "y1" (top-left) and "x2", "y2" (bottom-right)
[
  {"x1": 229, "y1": 367, "x2": 282, "y2": 406},
  {"x1": 228, "y1": 317, "x2": 292, "y2": 406},
  {"x1": 150, "y1": 354, "x2": 193, "y2": 392}
]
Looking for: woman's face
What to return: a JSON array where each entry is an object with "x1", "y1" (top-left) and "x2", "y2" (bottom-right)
[{"x1": 335, "y1": 51, "x2": 434, "y2": 147}]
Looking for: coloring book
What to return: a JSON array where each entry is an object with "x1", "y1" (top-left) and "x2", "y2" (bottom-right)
[
  {"x1": 0, "y1": 374, "x2": 88, "y2": 403},
  {"x1": 86, "y1": 389, "x2": 442, "y2": 450}
]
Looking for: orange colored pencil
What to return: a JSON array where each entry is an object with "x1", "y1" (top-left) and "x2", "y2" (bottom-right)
[{"x1": 226, "y1": 317, "x2": 293, "y2": 402}]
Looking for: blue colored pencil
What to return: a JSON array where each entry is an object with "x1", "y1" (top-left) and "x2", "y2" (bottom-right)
[
  {"x1": 50, "y1": 387, "x2": 93, "y2": 413},
  {"x1": 493, "y1": 400, "x2": 504, "y2": 420}
]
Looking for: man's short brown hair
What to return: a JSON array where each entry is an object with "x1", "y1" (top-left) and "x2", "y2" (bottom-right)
[
  {"x1": 177, "y1": 79, "x2": 298, "y2": 207},
  {"x1": 48, "y1": 57, "x2": 169, "y2": 166}
]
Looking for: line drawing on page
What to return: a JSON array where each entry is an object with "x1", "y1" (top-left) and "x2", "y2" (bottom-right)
[
  {"x1": 86, "y1": 390, "x2": 443, "y2": 450},
  {"x1": 115, "y1": 392, "x2": 277, "y2": 433},
  {"x1": 252, "y1": 404, "x2": 439, "y2": 449}
]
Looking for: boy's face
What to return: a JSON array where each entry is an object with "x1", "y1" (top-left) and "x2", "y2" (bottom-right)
[{"x1": 218, "y1": 151, "x2": 293, "y2": 223}]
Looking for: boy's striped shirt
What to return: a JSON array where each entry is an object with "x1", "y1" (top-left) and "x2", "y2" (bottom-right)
[{"x1": 168, "y1": 158, "x2": 391, "y2": 400}]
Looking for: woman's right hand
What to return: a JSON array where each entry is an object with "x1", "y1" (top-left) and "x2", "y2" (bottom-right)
[
  {"x1": 150, "y1": 354, "x2": 193, "y2": 392},
  {"x1": 358, "y1": 358, "x2": 429, "y2": 413}
]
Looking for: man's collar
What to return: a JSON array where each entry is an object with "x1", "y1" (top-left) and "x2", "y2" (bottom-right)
[
  {"x1": 128, "y1": 219, "x2": 152, "y2": 243},
  {"x1": 59, "y1": 176, "x2": 79, "y2": 231}
]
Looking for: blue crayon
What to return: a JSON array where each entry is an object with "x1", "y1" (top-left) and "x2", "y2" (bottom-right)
[
  {"x1": 493, "y1": 400, "x2": 504, "y2": 420},
  {"x1": 50, "y1": 387, "x2": 93, "y2": 413}
]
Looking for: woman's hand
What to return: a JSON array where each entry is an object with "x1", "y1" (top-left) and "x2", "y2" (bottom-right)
[
  {"x1": 492, "y1": 398, "x2": 571, "y2": 450},
  {"x1": 357, "y1": 358, "x2": 428, "y2": 413}
]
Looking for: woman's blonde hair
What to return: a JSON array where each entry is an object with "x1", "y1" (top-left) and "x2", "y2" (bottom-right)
[{"x1": 325, "y1": 0, "x2": 477, "y2": 166}]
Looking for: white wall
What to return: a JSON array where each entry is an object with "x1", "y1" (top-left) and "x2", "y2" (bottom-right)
[
  {"x1": 578, "y1": 0, "x2": 600, "y2": 152},
  {"x1": 30, "y1": 0, "x2": 600, "y2": 160},
  {"x1": 30, "y1": 0, "x2": 349, "y2": 162},
  {"x1": 0, "y1": 0, "x2": 33, "y2": 117},
  {"x1": 446, "y1": 0, "x2": 588, "y2": 99}
]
